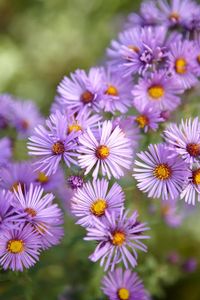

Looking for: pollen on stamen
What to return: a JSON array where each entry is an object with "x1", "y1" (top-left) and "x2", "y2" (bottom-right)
[
  {"x1": 7, "y1": 239, "x2": 24, "y2": 254},
  {"x1": 96, "y1": 145, "x2": 110, "y2": 160},
  {"x1": 117, "y1": 288, "x2": 130, "y2": 300},
  {"x1": 112, "y1": 231, "x2": 126, "y2": 246},
  {"x1": 90, "y1": 198, "x2": 107, "y2": 216},
  {"x1": 25, "y1": 207, "x2": 37, "y2": 217},
  {"x1": 192, "y1": 169, "x2": 200, "y2": 185},
  {"x1": 52, "y1": 141, "x2": 65, "y2": 155},
  {"x1": 154, "y1": 163, "x2": 172, "y2": 180},
  {"x1": 148, "y1": 85, "x2": 164, "y2": 100},
  {"x1": 68, "y1": 123, "x2": 82, "y2": 133},
  {"x1": 175, "y1": 58, "x2": 187, "y2": 74},
  {"x1": 81, "y1": 90, "x2": 94, "y2": 104}
]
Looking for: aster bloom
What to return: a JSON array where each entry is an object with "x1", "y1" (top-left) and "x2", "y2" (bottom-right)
[
  {"x1": 9, "y1": 99, "x2": 44, "y2": 138},
  {"x1": 0, "y1": 224, "x2": 41, "y2": 271},
  {"x1": 0, "y1": 161, "x2": 36, "y2": 192},
  {"x1": 107, "y1": 26, "x2": 167, "y2": 77},
  {"x1": 0, "y1": 93, "x2": 13, "y2": 128},
  {"x1": 132, "y1": 70, "x2": 184, "y2": 112},
  {"x1": 41, "y1": 225, "x2": 64, "y2": 250},
  {"x1": 157, "y1": 0, "x2": 198, "y2": 28},
  {"x1": 133, "y1": 143, "x2": 189, "y2": 200},
  {"x1": 163, "y1": 118, "x2": 200, "y2": 164},
  {"x1": 78, "y1": 120, "x2": 132, "y2": 179},
  {"x1": 0, "y1": 190, "x2": 24, "y2": 232},
  {"x1": 67, "y1": 175, "x2": 84, "y2": 190},
  {"x1": 161, "y1": 198, "x2": 184, "y2": 227},
  {"x1": 99, "y1": 67, "x2": 133, "y2": 113},
  {"x1": 85, "y1": 210, "x2": 150, "y2": 271},
  {"x1": 125, "y1": 0, "x2": 160, "y2": 27},
  {"x1": 133, "y1": 103, "x2": 163, "y2": 132},
  {"x1": 168, "y1": 40, "x2": 199, "y2": 89},
  {"x1": 0, "y1": 137, "x2": 12, "y2": 167},
  {"x1": 71, "y1": 179, "x2": 125, "y2": 227},
  {"x1": 180, "y1": 165, "x2": 200, "y2": 205},
  {"x1": 13, "y1": 184, "x2": 63, "y2": 234},
  {"x1": 57, "y1": 67, "x2": 103, "y2": 113},
  {"x1": 28, "y1": 111, "x2": 78, "y2": 176},
  {"x1": 102, "y1": 268, "x2": 149, "y2": 300}
]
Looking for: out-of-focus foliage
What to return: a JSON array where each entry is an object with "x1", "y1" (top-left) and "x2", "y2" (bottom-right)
[{"x1": 1, "y1": 1, "x2": 200, "y2": 300}]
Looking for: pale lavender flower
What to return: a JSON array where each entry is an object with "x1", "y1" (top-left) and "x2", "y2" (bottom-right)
[
  {"x1": 71, "y1": 179, "x2": 125, "y2": 227},
  {"x1": 180, "y1": 165, "x2": 200, "y2": 205},
  {"x1": 107, "y1": 26, "x2": 167, "y2": 77},
  {"x1": 102, "y1": 268, "x2": 149, "y2": 300},
  {"x1": 28, "y1": 111, "x2": 78, "y2": 176},
  {"x1": 0, "y1": 223, "x2": 41, "y2": 271},
  {"x1": 40, "y1": 225, "x2": 64, "y2": 250},
  {"x1": 78, "y1": 120, "x2": 132, "y2": 179},
  {"x1": 0, "y1": 137, "x2": 12, "y2": 167},
  {"x1": 161, "y1": 198, "x2": 184, "y2": 227},
  {"x1": 57, "y1": 68, "x2": 103, "y2": 112},
  {"x1": 163, "y1": 118, "x2": 200, "y2": 164},
  {"x1": 0, "y1": 94, "x2": 13, "y2": 128},
  {"x1": 133, "y1": 143, "x2": 189, "y2": 200},
  {"x1": 85, "y1": 210, "x2": 150, "y2": 271},
  {"x1": 132, "y1": 70, "x2": 184, "y2": 112}
]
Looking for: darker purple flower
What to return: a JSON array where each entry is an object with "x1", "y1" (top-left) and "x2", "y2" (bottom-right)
[{"x1": 67, "y1": 175, "x2": 84, "y2": 190}]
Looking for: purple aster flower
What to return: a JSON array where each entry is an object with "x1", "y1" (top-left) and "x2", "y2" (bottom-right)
[
  {"x1": 107, "y1": 26, "x2": 167, "y2": 77},
  {"x1": 57, "y1": 67, "x2": 103, "y2": 113},
  {"x1": 125, "y1": 1, "x2": 160, "y2": 27},
  {"x1": 0, "y1": 190, "x2": 24, "y2": 231},
  {"x1": 40, "y1": 225, "x2": 64, "y2": 250},
  {"x1": 180, "y1": 165, "x2": 200, "y2": 205},
  {"x1": 99, "y1": 67, "x2": 133, "y2": 113},
  {"x1": 12, "y1": 184, "x2": 63, "y2": 234},
  {"x1": 182, "y1": 258, "x2": 197, "y2": 273},
  {"x1": 71, "y1": 179, "x2": 125, "y2": 227},
  {"x1": 132, "y1": 70, "x2": 184, "y2": 112},
  {"x1": 9, "y1": 99, "x2": 44, "y2": 139},
  {"x1": 163, "y1": 118, "x2": 200, "y2": 164},
  {"x1": 101, "y1": 268, "x2": 149, "y2": 300},
  {"x1": 78, "y1": 120, "x2": 132, "y2": 179},
  {"x1": 0, "y1": 94, "x2": 13, "y2": 128},
  {"x1": 84, "y1": 209, "x2": 150, "y2": 271},
  {"x1": 133, "y1": 103, "x2": 164, "y2": 132},
  {"x1": 28, "y1": 111, "x2": 78, "y2": 176},
  {"x1": 0, "y1": 223, "x2": 41, "y2": 271},
  {"x1": 133, "y1": 143, "x2": 189, "y2": 200},
  {"x1": 161, "y1": 198, "x2": 184, "y2": 227},
  {"x1": 157, "y1": 0, "x2": 198, "y2": 28},
  {"x1": 112, "y1": 116, "x2": 140, "y2": 149},
  {"x1": 0, "y1": 161, "x2": 35, "y2": 192},
  {"x1": 0, "y1": 137, "x2": 12, "y2": 167},
  {"x1": 168, "y1": 40, "x2": 199, "y2": 89}
]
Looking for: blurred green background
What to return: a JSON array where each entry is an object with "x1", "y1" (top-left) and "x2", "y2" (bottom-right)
[{"x1": 1, "y1": 1, "x2": 200, "y2": 300}]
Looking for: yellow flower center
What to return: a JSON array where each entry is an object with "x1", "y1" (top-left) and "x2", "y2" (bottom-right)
[
  {"x1": 81, "y1": 90, "x2": 94, "y2": 104},
  {"x1": 169, "y1": 12, "x2": 180, "y2": 22},
  {"x1": 175, "y1": 58, "x2": 187, "y2": 74},
  {"x1": 105, "y1": 85, "x2": 119, "y2": 96},
  {"x1": 37, "y1": 172, "x2": 49, "y2": 183},
  {"x1": 7, "y1": 239, "x2": 24, "y2": 254},
  {"x1": 68, "y1": 123, "x2": 82, "y2": 133},
  {"x1": 148, "y1": 85, "x2": 164, "y2": 100},
  {"x1": 112, "y1": 231, "x2": 126, "y2": 246},
  {"x1": 52, "y1": 141, "x2": 65, "y2": 154},
  {"x1": 90, "y1": 198, "x2": 107, "y2": 216},
  {"x1": 96, "y1": 145, "x2": 110, "y2": 159},
  {"x1": 154, "y1": 164, "x2": 171, "y2": 180},
  {"x1": 128, "y1": 45, "x2": 140, "y2": 53},
  {"x1": 192, "y1": 169, "x2": 200, "y2": 185},
  {"x1": 135, "y1": 115, "x2": 149, "y2": 128},
  {"x1": 118, "y1": 288, "x2": 130, "y2": 300},
  {"x1": 25, "y1": 207, "x2": 37, "y2": 217},
  {"x1": 186, "y1": 143, "x2": 200, "y2": 157}
]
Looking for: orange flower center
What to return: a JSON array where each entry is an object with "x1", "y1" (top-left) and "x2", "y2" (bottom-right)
[
  {"x1": 90, "y1": 198, "x2": 107, "y2": 216},
  {"x1": 175, "y1": 58, "x2": 187, "y2": 74},
  {"x1": 81, "y1": 90, "x2": 94, "y2": 104},
  {"x1": 21, "y1": 120, "x2": 29, "y2": 129},
  {"x1": 197, "y1": 54, "x2": 200, "y2": 64},
  {"x1": 25, "y1": 207, "x2": 37, "y2": 217},
  {"x1": 192, "y1": 169, "x2": 200, "y2": 185},
  {"x1": 169, "y1": 12, "x2": 180, "y2": 22},
  {"x1": 7, "y1": 239, "x2": 24, "y2": 254},
  {"x1": 105, "y1": 85, "x2": 118, "y2": 96},
  {"x1": 135, "y1": 115, "x2": 149, "y2": 128},
  {"x1": 154, "y1": 164, "x2": 171, "y2": 180},
  {"x1": 37, "y1": 172, "x2": 49, "y2": 183},
  {"x1": 112, "y1": 231, "x2": 126, "y2": 246},
  {"x1": 96, "y1": 145, "x2": 110, "y2": 159},
  {"x1": 148, "y1": 85, "x2": 164, "y2": 100},
  {"x1": 52, "y1": 141, "x2": 65, "y2": 154},
  {"x1": 128, "y1": 45, "x2": 140, "y2": 53},
  {"x1": 118, "y1": 288, "x2": 130, "y2": 300},
  {"x1": 11, "y1": 182, "x2": 25, "y2": 193},
  {"x1": 186, "y1": 143, "x2": 200, "y2": 157}
]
